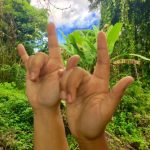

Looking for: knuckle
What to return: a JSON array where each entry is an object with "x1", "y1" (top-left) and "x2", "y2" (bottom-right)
[
  {"x1": 29, "y1": 55, "x2": 35, "y2": 59},
  {"x1": 35, "y1": 52, "x2": 45, "y2": 56},
  {"x1": 29, "y1": 61, "x2": 41, "y2": 72},
  {"x1": 97, "y1": 57, "x2": 110, "y2": 65},
  {"x1": 74, "y1": 67, "x2": 88, "y2": 76},
  {"x1": 73, "y1": 66, "x2": 82, "y2": 72},
  {"x1": 32, "y1": 59, "x2": 40, "y2": 67}
]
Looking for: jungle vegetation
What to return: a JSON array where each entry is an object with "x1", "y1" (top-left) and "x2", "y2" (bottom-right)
[{"x1": 0, "y1": 0, "x2": 150, "y2": 149}]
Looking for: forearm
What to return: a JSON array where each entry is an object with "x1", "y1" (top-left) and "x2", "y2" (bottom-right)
[
  {"x1": 77, "y1": 133, "x2": 109, "y2": 150},
  {"x1": 34, "y1": 107, "x2": 69, "y2": 150}
]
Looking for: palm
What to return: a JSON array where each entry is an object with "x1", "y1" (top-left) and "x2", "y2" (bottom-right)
[
  {"x1": 26, "y1": 66, "x2": 61, "y2": 109},
  {"x1": 67, "y1": 75, "x2": 112, "y2": 139}
]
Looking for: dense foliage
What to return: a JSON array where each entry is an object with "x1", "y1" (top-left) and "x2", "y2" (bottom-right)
[
  {"x1": 0, "y1": 0, "x2": 47, "y2": 53},
  {"x1": 61, "y1": 23, "x2": 123, "y2": 71},
  {"x1": 0, "y1": 0, "x2": 150, "y2": 149},
  {"x1": 88, "y1": 0, "x2": 150, "y2": 79},
  {"x1": 0, "y1": 83, "x2": 33, "y2": 149},
  {"x1": 0, "y1": 83, "x2": 79, "y2": 150},
  {"x1": 0, "y1": 81, "x2": 149, "y2": 149},
  {"x1": 0, "y1": 0, "x2": 48, "y2": 83}
]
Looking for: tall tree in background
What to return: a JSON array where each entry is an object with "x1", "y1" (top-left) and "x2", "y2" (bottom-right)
[
  {"x1": 88, "y1": 0, "x2": 100, "y2": 10},
  {"x1": 0, "y1": 0, "x2": 48, "y2": 55},
  {"x1": 0, "y1": 0, "x2": 48, "y2": 82},
  {"x1": 88, "y1": 0, "x2": 150, "y2": 78}
]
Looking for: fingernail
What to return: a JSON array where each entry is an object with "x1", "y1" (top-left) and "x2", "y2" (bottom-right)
[
  {"x1": 67, "y1": 94, "x2": 72, "y2": 103},
  {"x1": 30, "y1": 72, "x2": 36, "y2": 80},
  {"x1": 60, "y1": 91, "x2": 67, "y2": 100}
]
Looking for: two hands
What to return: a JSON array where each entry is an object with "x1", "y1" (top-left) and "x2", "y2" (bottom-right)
[{"x1": 17, "y1": 23, "x2": 134, "y2": 150}]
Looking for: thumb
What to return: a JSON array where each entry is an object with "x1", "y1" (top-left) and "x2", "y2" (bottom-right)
[{"x1": 110, "y1": 76, "x2": 134, "y2": 108}]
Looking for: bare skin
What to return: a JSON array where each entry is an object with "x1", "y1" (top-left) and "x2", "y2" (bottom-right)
[
  {"x1": 17, "y1": 23, "x2": 72, "y2": 150},
  {"x1": 59, "y1": 32, "x2": 134, "y2": 150}
]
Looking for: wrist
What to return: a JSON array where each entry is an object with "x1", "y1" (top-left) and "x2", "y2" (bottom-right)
[
  {"x1": 33, "y1": 105, "x2": 62, "y2": 127},
  {"x1": 33, "y1": 104, "x2": 69, "y2": 150},
  {"x1": 33, "y1": 106, "x2": 59, "y2": 113},
  {"x1": 32, "y1": 104, "x2": 60, "y2": 115},
  {"x1": 77, "y1": 132, "x2": 109, "y2": 150}
]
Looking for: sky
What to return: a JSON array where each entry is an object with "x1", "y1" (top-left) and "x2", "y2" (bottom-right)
[{"x1": 31, "y1": 0, "x2": 100, "y2": 43}]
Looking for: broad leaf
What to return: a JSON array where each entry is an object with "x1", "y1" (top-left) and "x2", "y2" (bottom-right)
[{"x1": 106, "y1": 23, "x2": 123, "y2": 55}]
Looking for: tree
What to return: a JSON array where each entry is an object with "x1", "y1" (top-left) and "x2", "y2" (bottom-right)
[
  {"x1": 0, "y1": 0, "x2": 48, "y2": 55},
  {"x1": 0, "y1": 0, "x2": 48, "y2": 83},
  {"x1": 88, "y1": 0, "x2": 150, "y2": 78},
  {"x1": 88, "y1": 0, "x2": 100, "y2": 10}
]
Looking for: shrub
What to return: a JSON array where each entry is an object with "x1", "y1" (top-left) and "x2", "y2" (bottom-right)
[
  {"x1": 107, "y1": 81, "x2": 150, "y2": 149},
  {"x1": 0, "y1": 83, "x2": 33, "y2": 149},
  {"x1": 0, "y1": 64, "x2": 25, "y2": 89},
  {"x1": 0, "y1": 81, "x2": 149, "y2": 149}
]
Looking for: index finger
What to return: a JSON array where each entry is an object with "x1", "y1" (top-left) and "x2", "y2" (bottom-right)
[
  {"x1": 48, "y1": 23, "x2": 61, "y2": 58},
  {"x1": 17, "y1": 44, "x2": 29, "y2": 68},
  {"x1": 93, "y1": 32, "x2": 110, "y2": 81}
]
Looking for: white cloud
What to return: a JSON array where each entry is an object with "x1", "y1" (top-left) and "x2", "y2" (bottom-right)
[
  {"x1": 31, "y1": 0, "x2": 100, "y2": 43},
  {"x1": 31, "y1": 0, "x2": 100, "y2": 26}
]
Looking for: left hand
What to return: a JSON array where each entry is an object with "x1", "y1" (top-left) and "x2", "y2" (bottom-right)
[{"x1": 17, "y1": 23, "x2": 68, "y2": 111}]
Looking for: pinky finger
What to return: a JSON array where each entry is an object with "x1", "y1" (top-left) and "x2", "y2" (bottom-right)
[{"x1": 17, "y1": 44, "x2": 29, "y2": 68}]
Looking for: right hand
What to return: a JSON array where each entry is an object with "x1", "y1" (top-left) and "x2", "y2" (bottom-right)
[{"x1": 59, "y1": 32, "x2": 134, "y2": 140}]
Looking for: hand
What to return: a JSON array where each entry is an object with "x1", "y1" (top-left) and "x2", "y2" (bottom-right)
[
  {"x1": 18, "y1": 23, "x2": 73, "y2": 150},
  {"x1": 17, "y1": 23, "x2": 64, "y2": 111},
  {"x1": 59, "y1": 32, "x2": 134, "y2": 140}
]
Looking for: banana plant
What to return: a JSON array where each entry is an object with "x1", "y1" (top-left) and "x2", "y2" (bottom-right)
[
  {"x1": 105, "y1": 23, "x2": 150, "y2": 65},
  {"x1": 61, "y1": 29, "x2": 97, "y2": 71},
  {"x1": 61, "y1": 23, "x2": 150, "y2": 71},
  {"x1": 106, "y1": 23, "x2": 123, "y2": 55}
]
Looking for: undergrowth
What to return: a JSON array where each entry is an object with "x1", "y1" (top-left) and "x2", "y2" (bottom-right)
[{"x1": 0, "y1": 82, "x2": 149, "y2": 149}]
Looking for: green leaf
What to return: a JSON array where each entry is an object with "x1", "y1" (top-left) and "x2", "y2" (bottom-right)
[
  {"x1": 106, "y1": 23, "x2": 123, "y2": 55},
  {"x1": 129, "y1": 54, "x2": 150, "y2": 61}
]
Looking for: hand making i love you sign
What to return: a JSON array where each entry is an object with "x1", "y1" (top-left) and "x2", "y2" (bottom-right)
[
  {"x1": 17, "y1": 23, "x2": 79, "y2": 111},
  {"x1": 17, "y1": 23, "x2": 134, "y2": 150},
  {"x1": 58, "y1": 29, "x2": 134, "y2": 149}
]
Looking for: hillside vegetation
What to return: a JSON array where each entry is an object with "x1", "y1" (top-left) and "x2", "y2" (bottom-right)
[{"x1": 0, "y1": 0, "x2": 150, "y2": 149}]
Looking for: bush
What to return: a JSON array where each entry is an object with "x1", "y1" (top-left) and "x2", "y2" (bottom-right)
[
  {"x1": 107, "y1": 81, "x2": 150, "y2": 149},
  {"x1": 0, "y1": 83, "x2": 79, "y2": 150},
  {"x1": 0, "y1": 81, "x2": 149, "y2": 149},
  {"x1": 0, "y1": 64, "x2": 25, "y2": 89},
  {"x1": 0, "y1": 83, "x2": 33, "y2": 149}
]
